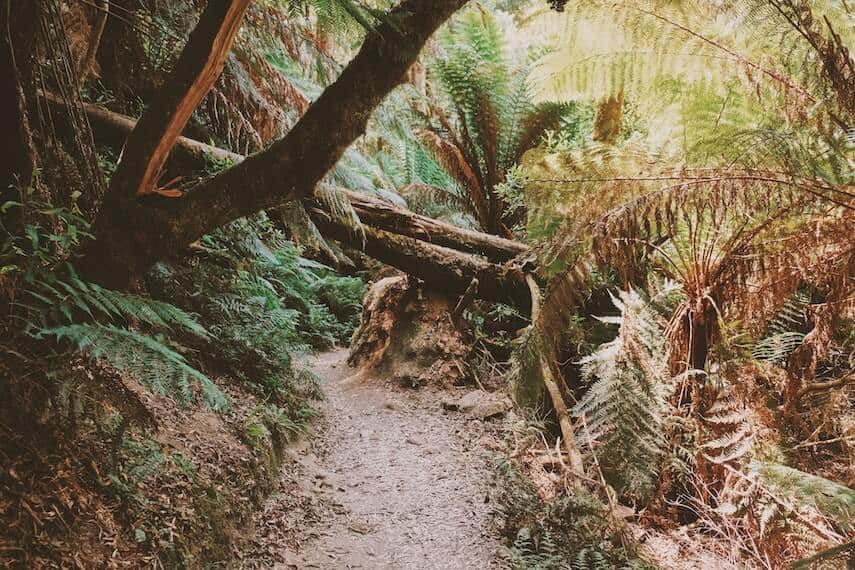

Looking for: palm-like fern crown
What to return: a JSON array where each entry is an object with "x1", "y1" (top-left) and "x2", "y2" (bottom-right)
[
  {"x1": 412, "y1": 7, "x2": 571, "y2": 234},
  {"x1": 520, "y1": 0, "x2": 854, "y2": 364}
]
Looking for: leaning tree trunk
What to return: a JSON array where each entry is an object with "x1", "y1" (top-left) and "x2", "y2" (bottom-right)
[
  {"x1": 50, "y1": 93, "x2": 527, "y2": 260},
  {"x1": 80, "y1": 0, "x2": 470, "y2": 289},
  {"x1": 526, "y1": 275, "x2": 585, "y2": 480},
  {"x1": 105, "y1": 0, "x2": 251, "y2": 200}
]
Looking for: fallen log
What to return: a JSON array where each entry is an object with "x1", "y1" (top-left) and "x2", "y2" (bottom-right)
[
  {"x1": 310, "y1": 212, "x2": 531, "y2": 310},
  {"x1": 338, "y1": 188, "x2": 527, "y2": 261},
  {"x1": 41, "y1": 92, "x2": 243, "y2": 170}
]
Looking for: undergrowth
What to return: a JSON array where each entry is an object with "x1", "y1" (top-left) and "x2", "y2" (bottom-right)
[
  {"x1": 0, "y1": 197, "x2": 364, "y2": 566},
  {"x1": 496, "y1": 457, "x2": 652, "y2": 570}
]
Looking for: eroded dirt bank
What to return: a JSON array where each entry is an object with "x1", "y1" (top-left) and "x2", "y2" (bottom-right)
[{"x1": 244, "y1": 350, "x2": 508, "y2": 569}]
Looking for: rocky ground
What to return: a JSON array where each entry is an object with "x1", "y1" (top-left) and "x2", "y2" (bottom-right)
[{"x1": 242, "y1": 349, "x2": 513, "y2": 569}]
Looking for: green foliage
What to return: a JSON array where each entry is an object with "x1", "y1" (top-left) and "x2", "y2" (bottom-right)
[
  {"x1": 2, "y1": 203, "x2": 228, "y2": 410},
  {"x1": 108, "y1": 437, "x2": 169, "y2": 504},
  {"x1": 509, "y1": 529, "x2": 568, "y2": 569},
  {"x1": 244, "y1": 401, "x2": 318, "y2": 450},
  {"x1": 496, "y1": 457, "x2": 650, "y2": 570},
  {"x1": 22, "y1": 270, "x2": 208, "y2": 339},
  {"x1": 749, "y1": 292, "x2": 810, "y2": 365},
  {"x1": 43, "y1": 324, "x2": 227, "y2": 410},
  {"x1": 147, "y1": 214, "x2": 363, "y2": 401},
  {"x1": 0, "y1": 200, "x2": 92, "y2": 280},
  {"x1": 272, "y1": 0, "x2": 385, "y2": 36},
  {"x1": 414, "y1": 7, "x2": 579, "y2": 233},
  {"x1": 573, "y1": 290, "x2": 673, "y2": 502},
  {"x1": 751, "y1": 462, "x2": 855, "y2": 532}
]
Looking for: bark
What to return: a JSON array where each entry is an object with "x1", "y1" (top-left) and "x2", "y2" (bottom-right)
[
  {"x1": 107, "y1": 0, "x2": 250, "y2": 199},
  {"x1": 0, "y1": 0, "x2": 38, "y2": 204},
  {"x1": 77, "y1": 0, "x2": 109, "y2": 85},
  {"x1": 81, "y1": 0, "x2": 470, "y2": 288},
  {"x1": 311, "y1": 212, "x2": 531, "y2": 309},
  {"x1": 338, "y1": 188, "x2": 527, "y2": 261},
  {"x1": 451, "y1": 278, "x2": 479, "y2": 325}
]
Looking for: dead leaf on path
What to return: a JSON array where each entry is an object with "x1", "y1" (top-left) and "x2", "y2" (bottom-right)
[{"x1": 348, "y1": 522, "x2": 372, "y2": 534}]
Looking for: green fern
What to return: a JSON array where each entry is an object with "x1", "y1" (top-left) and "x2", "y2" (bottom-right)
[
  {"x1": 750, "y1": 292, "x2": 810, "y2": 364},
  {"x1": 509, "y1": 529, "x2": 570, "y2": 570},
  {"x1": 21, "y1": 269, "x2": 209, "y2": 339},
  {"x1": 12, "y1": 262, "x2": 227, "y2": 410},
  {"x1": 573, "y1": 289, "x2": 674, "y2": 501},
  {"x1": 40, "y1": 324, "x2": 228, "y2": 411},
  {"x1": 751, "y1": 462, "x2": 855, "y2": 532},
  {"x1": 417, "y1": 7, "x2": 576, "y2": 234},
  {"x1": 2, "y1": 200, "x2": 227, "y2": 411},
  {"x1": 107, "y1": 437, "x2": 168, "y2": 503}
]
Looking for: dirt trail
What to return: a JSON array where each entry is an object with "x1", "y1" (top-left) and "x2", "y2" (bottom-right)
[{"x1": 246, "y1": 349, "x2": 507, "y2": 569}]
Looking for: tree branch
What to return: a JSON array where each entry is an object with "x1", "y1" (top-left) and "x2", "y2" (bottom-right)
[{"x1": 107, "y1": 0, "x2": 250, "y2": 199}]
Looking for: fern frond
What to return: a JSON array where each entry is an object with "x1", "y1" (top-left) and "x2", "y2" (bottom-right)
[
  {"x1": 413, "y1": 128, "x2": 483, "y2": 199},
  {"x1": 315, "y1": 183, "x2": 365, "y2": 243},
  {"x1": 751, "y1": 462, "x2": 855, "y2": 532},
  {"x1": 41, "y1": 324, "x2": 228, "y2": 410},
  {"x1": 25, "y1": 271, "x2": 209, "y2": 339},
  {"x1": 573, "y1": 289, "x2": 674, "y2": 501}
]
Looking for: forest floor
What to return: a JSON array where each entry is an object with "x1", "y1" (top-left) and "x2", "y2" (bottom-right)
[{"x1": 243, "y1": 349, "x2": 509, "y2": 569}]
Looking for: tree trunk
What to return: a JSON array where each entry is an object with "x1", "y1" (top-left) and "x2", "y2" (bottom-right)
[
  {"x1": 0, "y1": 0, "x2": 38, "y2": 206},
  {"x1": 310, "y1": 212, "x2": 531, "y2": 309},
  {"x1": 107, "y1": 0, "x2": 251, "y2": 199},
  {"x1": 77, "y1": 0, "x2": 109, "y2": 85},
  {"x1": 526, "y1": 275, "x2": 586, "y2": 479},
  {"x1": 81, "y1": 0, "x2": 470, "y2": 289}
]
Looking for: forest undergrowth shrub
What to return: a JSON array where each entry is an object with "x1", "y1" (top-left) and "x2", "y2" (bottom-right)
[
  {"x1": 1, "y1": 196, "x2": 363, "y2": 566},
  {"x1": 496, "y1": 456, "x2": 652, "y2": 570},
  {"x1": 146, "y1": 214, "x2": 363, "y2": 404},
  {"x1": 1, "y1": 200, "x2": 229, "y2": 411}
]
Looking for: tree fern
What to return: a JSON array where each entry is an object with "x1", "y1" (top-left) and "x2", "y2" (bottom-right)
[
  {"x1": 573, "y1": 289, "x2": 674, "y2": 501},
  {"x1": 530, "y1": 0, "x2": 853, "y2": 188},
  {"x1": 416, "y1": 7, "x2": 576, "y2": 235}
]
